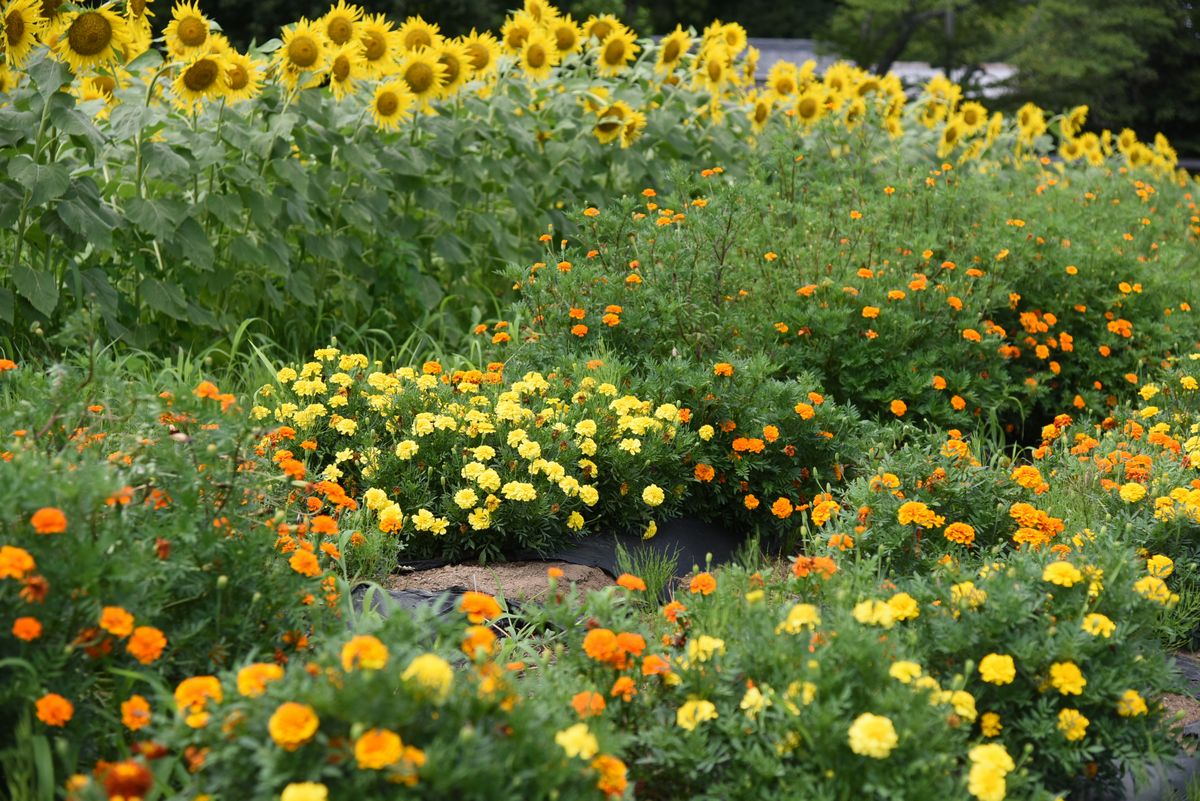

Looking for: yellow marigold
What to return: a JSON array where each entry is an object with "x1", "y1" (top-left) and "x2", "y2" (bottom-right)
[
  {"x1": 1049, "y1": 661, "x2": 1086, "y2": 695},
  {"x1": 341, "y1": 635, "x2": 389, "y2": 672},
  {"x1": 1042, "y1": 561, "x2": 1082, "y2": 587},
  {"x1": 355, "y1": 727, "x2": 404, "y2": 770},
  {"x1": 847, "y1": 713, "x2": 898, "y2": 758},
  {"x1": 1119, "y1": 482, "x2": 1147, "y2": 503},
  {"x1": 979, "y1": 653, "x2": 1015, "y2": 685},
  {"x1": 642, "y1": 484, "x2": 665, "y2": 507},
  {"x1": 676, "y1": 699, "x2": 718, "y2": 731},
  {"x1": 1081, "y1": 613, "x2": 1116, "y2": 638},
  {"x1": 236, "y1": 662, "x2": 284, "y2": 697},
  {"x1": 281, "y1": 783, "x2": 328, "y2": 801},
  {"x1": 401, "y1": 653, "x2": 453, "y2": 702},
  {"x1": 1057, "y1": 707, "x2": 1088, "y2": 741},
  {"x1": 555, "y1": 722, "x2": 599, "y2": 758},
  {"x1": 775, "y1": 603, "x2": 821, "y2": 634},
  {"x1": 1117, "y1": 689, "x2": 1148, "y2": 717}
]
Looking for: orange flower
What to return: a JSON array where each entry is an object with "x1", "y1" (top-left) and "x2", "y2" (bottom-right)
[
  {"x1": 616, "y1": 574, "x2": 646, "y2": 592},
  {"x1": 762, "y1": 425, "x2": 779, "y2": 443},
  {"x1": 743, "y1": 494, "x2": 760, "y2": 510},
  {"x1": 642, "y1": 653, "x2": 672, "y2": 675},
  {"x1": 356, "y1": 727, "x2": 404, "y2": 770},
  {"x1": 689, "y1": 572, "x2": 717, "y2": 595},
  {"x1": 121, "y1": 695, "x2": 152, "y2": 731},
  {"x1": 794, "y1": 402, "x2": 815, "y2": 420},
  {"x1": 193, "y1": 380, "x2": 220, "y2": 399},
  {"x1": 12, "y1": 616, "x2": 41, "y2": 641},
  {"x1": 951, "y1": 395, "x2": 966, "y2": 411},
  {"x1": 732, "y1": 437, "x2": 765, "y2": 454},
  {"x1": 237, "y1": 662, "x2": 285, "y2": 697},
  {"x1": 713, "y1": 362, "x2": 734, "y2": 377},
  {"x1": 100, "y1": 606, "x2": 135, "y2": 638},
  {"x1": 572, "y1": 690, "x2": 607, "y2": 718},
  {"x1": 890, "y1": 400, "x2": 907, "y2": 416},
  {"x1": 662, "y1": 601, "x2": 686, "y2": 623},
  {"x1": 592, "y1": 754, "x2": 629, "y2": 798},
  {"x1": 35, "y1": 693, "x2": 74, "y2": 726},
  {"x1": 268, "y1": 702, "x2": 319, "y2": 751},
  {"x1": 943, "y1": 522, "x2": 976, "y2": 546},
  {"x1": 862, "y1": 306, "x2": 880, "y2": 319},
  {"x1": 693, "y1": 463, "x2": 715, "y2": 482},
  {"x1": 289, "y1": 550, "x2": 322, "y2": 577},
  {"x1": 310, "y1": 515, "x2": 338, "y2": 535},
  {"x1": 0, "y1": 545, "x2": 35, "y2": 579},
  {"x1": 569, "y1": 307, "x2": 586, "y2": 320},
  {"x1": 827, "y1": 533, "x2": 854, "y2": 550},
  {"x1": 610, "y1": 676, "x2": 637, "y2": 701},
  {"x1": 792, "y1": 555, "x2": 837, "y2": 579},
  {"x1": 126, "y1": 626, "x2": 167, "y2": 665},
  {"x1": 547, "y1": 566, "x2": 565, "y2": 580},
  {"x1": 460, "y1": 591, "x2": 502, "y2": 623},
  {"x1": 462, "y1": 625, "x2": 497, "y2": 658},
  {"x1": 962, "y1": 328, "x2": 982, "y2": 342},
  {"x1": 571, "y1": 324, "x2": 589, "y2": 337},
  {"x1": 30, "y1": 507, "x2": 67, "y2": 534},
  {"x1": 101, "y1": 760, "x2": 152, "y2": 799},
  {"x1": 771, "y1": 497, "x2": 794, "y2": 519},
  {"x1": 422, "y1": 361, "x2": 443, "y2": 375},
  {"x1": 341, "y1": 635, "x2": 389, "y2": 671},
  {"x1": 0, "y1": 359, "x2": 16, "y2": 370},
  {"x1": 932, "y1": 375, "x2": 947, "y2": 390}
]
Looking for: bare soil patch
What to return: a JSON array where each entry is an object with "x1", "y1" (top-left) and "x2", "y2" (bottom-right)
[{"x1": 386, "y1": 561, "x2": 613, "y2": 603}]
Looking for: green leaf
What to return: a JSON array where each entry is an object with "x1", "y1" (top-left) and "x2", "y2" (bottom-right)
[
  {"x1": 13, "y1": 265, "x2": 59, "y2": 316},
  {"x1": 56, "y1": 196, "x2": 117, "y2": 248},
  {"x1": 0, "y1": 287, "x2": 13, "y2": 324},
  {"x1": 25, "y1": 54, "x2": 71, "y2": 99},
  {"x1": 141, "y1": 142, "x2": 190, "y2": 181},
  {"x1": 8, "y1": 155, "x2": 70, "y2": 207},
  {"x1": 173, "y1": 217, "x2": 215, "y2": 271},
  {"x1": 138, "y1": 277, "x2": 188, "y2": 319},
  {"x1": 78, "y1": 267, "x2": 120, "y2": 317},
  {"x1": 125, "y1": 196, "x2": 186, "y2": 240}
]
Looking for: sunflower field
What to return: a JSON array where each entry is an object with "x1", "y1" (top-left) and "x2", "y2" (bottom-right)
[{"x1": 2, "y1": 0, "x2": 1200, "y2": 799}]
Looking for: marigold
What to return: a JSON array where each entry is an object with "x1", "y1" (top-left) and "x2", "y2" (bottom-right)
[
  {"x1": 30, "y1": 507, "x2": 67, "y2": 534},
  {"x1": 847, "y1": 713, "x2": 898, "y2": 758},
  {"x1": 676, "y1": 699, "x2": 718, "y2": 731},
  {"x1": 100, "y1": 606, "x2": 135, "y2": 638},
  {"x1": 616, "y1": 573, "x2": 646, "y2": 591},
  {"x1": 402, "y1": 653, "x2": 453, "y2": 701},
  {"x1": 237, "y1": 662, "x2": 285, "y2": 697},
  {"x1": 689, "y1": 572, "x2": 716, "y2": 595},
  {"x1": 1049, "y1": 661, "x2": 1086, "y2": 695},
  {"x1": 341, "y1": 634, "x2": 389, "y2": 671},
  {"x1": 269, "y1": 702, "x2": 319, "y2": 751},
  {"x1": 460, "y1": 591, "x2": 502, "y2": 623},
  {"x1": 356, "y1": 728, "x2": 404, "y2": 770},
  {"x1": 572, "y1": 690, "x2": 606, "y2": 718},
  {"x1": 126, "y1": 626, "x2": 167, "y2": 664},
  {"x1": 35, "y1": 693, "x2": 73, "y2": 726},
  {"x1": 12, "y1": 615, "x2": 41, "y2": 641},
  {"x1": 0, "y1": 545, "x2": 35, "y2": 579},
  {"x1": 979, "y1": 653, "x2": 1015, "y2": 685}
]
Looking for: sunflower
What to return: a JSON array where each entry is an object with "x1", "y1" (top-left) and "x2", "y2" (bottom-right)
[
  {"x1": 123, "y1": 13, "x2": 152, "y2": 62},
  {"x1": 54, "y1": 4, "x2": 132, "y2": 73},
  {"x1": 326, "y1": 41, "x2": 365, "y2": 100},
  {"x1": 124, "y1": 0, "x2": 151, "y2": 19},
  {"x1": 37, "y1": 0, "x2": 61, "y2": 23},
  {"x1": 885, "y1": 113, "x2": 902, "y2": 138},
  {"x1": 1116, "y1": 127, "x2": 1138, "y2": 154},
  {"x1": 397, "y1": 15, "x2": 439, "y2": 53},
  {"x1": 854, "y1": 75, "x2": 881, "y2": 98},
  {"x1": 694, "y1": 43, "x2": 730, "y2": 93},
  {"x1": 747, "y1": 91, "x2": 772, "y2": 134},
  {"x1": 655, "y1": 25, "x2": 690, "y2": 74},
  {"x1": 0, "y1": 63, "x2": 18, "y2": 93},
  {"x1": 3, "y1": 0, "x2": 46, "y2": 66},
  {"x1": 582, "y1": 14, "x2": 621, "y2": 43},
  {"x1": 499, "y1": 10, "x2": 536, "y2": 54},
  {"x1": 843, "y1": 96, "x2": 866, "y2": 131},
  {"x1": 938, "y1": 115, "x2": 964, "y2": 157},
  {"x1": 223, "y1": 49, "x2": 263, "y2": 104},
  {"x1": 370, "y1": 78, "x2": 413, "y2": 130},
  {"x1": 171, "y1": 49, "x2": 228, "y2": 111},
  {"x1": 1016, "y1": 101, "x2": 1045, "y2": 146},
  {"x1": 620, "y1": 108, "x2": 646, "y2": 148},
  {"x1": 957, "y1": 100, "x2": 987, "y2": 135},
  {"x1": 163, "y1": 0, "x2": 209, "y2": 60},
  {"x1": 75, "y1": 73, "x2": 118, "y2": 118},
  {"x1": 596, "y1": 27, "x2": 637, "y2": 77},
  {"x1": 719, "y1": 21, "x2": 746, "y2": 56},
  {"x1": 434, "y1": 37, "x2": 472, "y2": 96},
  {"x1": 1062, "y1": 104, "x2": 1087, "y2": 138},
  {"x1": 275, "y1": 18, "x2": 328, "y2": 89},
  {"x1": 519, "y1": 27, "x2": 558, "y2": 81},
  {"x1": 765, "y1": 59, "x2": 797, "y2": 97},
  {"x1": 793, "y1": 88, "x2": 824, "y2": 126},
  {"x1": 357, "y1": 13, "x2": 400, "y2": 77},
  {"x1": 547, "y1": 14, "x2": 581, "y2": 57},
  {"x1": 593, "y1": 99, "x2": 631, "y2": 145},
  {"x1": 320, "y1": 0, "x2": 361, "y2": 46},
  {"x1": 461, "y1": 28, "x2": 500, "y2": 80},
  {"x1": 985, "y1": 111, "x2": 1004, "y2": 144},
  {"x1": 397, "y1": 47, "x2": 446, "y2": 111},
  {"x1": 740, "y1": 45, "x2": 758, "y2": 85},
  {"x1": 523, "y1": 0, "x2": 558, "y2": 24}
]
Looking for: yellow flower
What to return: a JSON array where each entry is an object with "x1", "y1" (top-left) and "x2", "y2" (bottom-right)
[
  {"x1": 401, "y1": 653, "x2": 453, "y2": 702},
  {"x1": 567, "y1": 511, "x2": 585, "y2": 531},
  {"x1": 1134, "y1": 575, "x2": 1177, "y2": 605},
  {"x1": 1057, "y1": 707, "x2": 1089, "y2": 741},
  {"x1": 596, "y1": 26, "x2": 638, "y2": 76},
  {"x1": 776, "y1": 603, "x2": 821, "y2": 634},
  {"x1": 979, "y1": 654, "x2": 1015, "y2": 685},
  {"x1": 1042, "y1": 561, "x2": 1083, "y2": 587},
  {"x1": 501, "y1": 481, "x2": 537, "y2": 502},
  {"x1": 852, "y1": 599, "x2": 895, "y2": 629},
  {"x1": 55, "y1": 4, "x2": 133, "y2": 73},
  {"x1": 698, "y1": 425, "x2": 714, "y2": 441},
  {"x1": 454, "y1": 489, "x2": 478, "y2": 509},
  {"x1": 1119, "y1": 482, "x2": 1147, "y2": 503},
  {"x1": 275, "y1": 18, "x2": 329, "y2": 89},
  {"x1": 341, "y1": 635, "x2": 388, "y2": 672},
  {"x1": 395, "y1": 440, "x2": 419, "y2": 459},
  {"x1": 1081, "y1": 613, "x2": 1115, "y2": 638},
  {"x1": 739, "y1": 686, "x2": 771, "y2": 719},
  {"x1": 1146, "y1": 554, "x2": 1174, "y2": 577},
  {"x1": 1049, "y1": 661, "x2": 1086, "y2": 695},
  {"x1": 642, "y1": 484, "x2": 665, "y2": 507},
  {"x1": 281, "y1": 782, "x2": 328, "y2": 801},
  {"x1": 676, "y1": 699, "x2": 718, "y2": 731},
  {"x1": 686, "y1": 635, "x2": 725, "y2": 662},
  {"x1": 967, "y1": 743, "x2": 1014, "y2": 801},
  {"x1": 847, "y1": 713, "x2": 898, "y2": 758},
  {"x1": 468, "y1": 507, "x2": 491, "y2": 530},
  {"x1": 888, "y1": 661, "x2": 922, "y2": 684},
  {"x1": 980, "y1": 712, "x2": 1002, "y2": 737},
  {"x1": 236, "y1": 663, "x2": 284, "y2": 697},
  {"x1": 355, "y1": 727, "x2": 403, "y2": 770},
  {"x1": 555, "y1": 722, "x2": 598, "y2": 758},
  {"x1": 370, "y1": 78, "x2": 415, "y2": 130},
  {"x1": 887, "y1": 592, "x2": 920, "y2": 621},
  {"x1": 1117, "y1": 689, "x2": 1148, "y2": 717}
]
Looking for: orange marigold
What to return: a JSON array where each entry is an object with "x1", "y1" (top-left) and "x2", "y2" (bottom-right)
[
  {"x1": 36, "y1": 692, "x2": 74, "y2": 726},
  {"x1": 30, "y1": 507, "x2": 67, "y2": 534},
  {"x1": 689, "y1": 572, "x2": 717, "y2": 595},
  {"x1": 126, "y1": 626, "x2": 167, "y2": 665}
]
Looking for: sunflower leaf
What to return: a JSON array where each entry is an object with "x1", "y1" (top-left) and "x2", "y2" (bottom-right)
[{"x1": 13, "y1": 266, "x2": 58, "y2": 317}]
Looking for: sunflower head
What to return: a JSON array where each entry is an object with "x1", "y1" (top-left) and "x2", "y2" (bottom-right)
[
  {"x1": 371, "y1": 78, "x2": 414, "y2": 130},
  {"x1": 327, "y1": 40, "x2": 365, "y2": 100},
  {"x1": 275, "y1": 17, "x2": 328, "y2": 88},
  {"x1": 125, "y1": 0, "x2": 153, "y2": 20},
  {"x1": 398, "y1": 47, "x2": 447, "y2": 109},
  {"x1": 593, "y1": 99, "x2": 631, "y2": 145},
  {"x1": 54, "y1": 4, "x2": 133, "y2": 73},
  {"x1": 620, "y1": 108, "x2": 646, "y2": 149},
  {"x1": 321, "y1": 0, "x2": 362, "y2": 45},
  {"x1": 433, "y1": 38, "x2": 473, "y2": 95},
  {"x1": 958, "y1": 101, "x2": 987, "y2": 134},
  {"x1": 794, "y1": 89, "x2": 824, "y2": 126},
  {"x1": 3, "y1": 0, "x2": 47, "y2": 67},
  {"x1": 655, "y1": 26, "x2": 690, "y2": 74},
  {"x1": 583, "y1": 13, "x2": 620, "y2": 43},
  {"x1": 223, "y1": 49, "x2": 263, "y2": 105},
  {"x1": 519, "y1": 27, "x2": 558, "y2": 81},
  {"x1": 523, "y1": 0, "x2": 559, "y2": 24},
  {"x1": 397, "y1": 15, "x2": 439, "y2": 53},
  {"x1": 357, "y1": 13, "x2": 399, "y2": 77},
  {"x1": 549, "y1": 14, "x2": 581, "y2": 57},
  {"x1": 596, "y1": 27, "x2": 638, "y2": 77},
  {"x1": 720, "y1": 22, "x2": 746, "y2": 56},
  {"x1": 171, "y1": 48, "x2": 228, "y2": 111},
  {"x1": 461, "y1": 29, "x2": 500, "y2": 79},
  {"x1": 163, "y1": 0, "x2": 209, "y2": 60},
  {"x1": 500, "y1": 10, "x2": 536, "y2": 53},
  {"x1": 748, "y1": 91, "x2": 772, "y2": 133},
  {"x1": 0, "y1": 63, "x2": 20, "y2": 93},
  {"x1": 695, "y1": 43, "x2": 730, "y2": 92}
]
